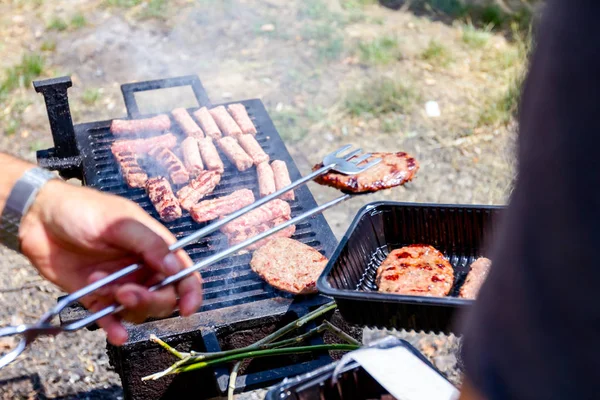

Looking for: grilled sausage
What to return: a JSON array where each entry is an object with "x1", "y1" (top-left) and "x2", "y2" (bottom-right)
[
  {"x1": 190, "y1": 189, "x2": 255, "y2": 223},
  {"x1": 218, "y1": 137, "x2": 253, "y2": 172},
  {"x1": 197, "y1": 137, "x2": 224, "y2": 174},
  {"x1": 176, "y1": 170, "x2": 221, "y2": 211},
  {"x1": 111, "y1": 150, "x2": 148, "y2": 188},
  {"x1": 220, "y1": 199, "x2": 291, "y2": 235},
  {"x1": 193, "y1": 107, "x2": 222, "y2": 139},
  {"x1": 227, "y1": 103, "x2": 257, "y2": 135},
  {"x1": 256, "y1": 161, "x2": 276, "y2": 197},
  {"x1": 148, "y1": 147, "x2": 190, "y2": 185},
  {"x1": 459, "y1": 257, "x2": 492, "y2": 299},
  {"x1": 111, "y1": 133, "x2": 177, "y2": 154},
  {"x1": 110, "y1": 114, "x2": 171, "y2": 136},
  {"x1": 238, "y1": 134, "x2": 269, "y2": 165},
  {"x1": 209, "y1": 106, "x2": 243, "y2": 138},
  {"x1": 181, "y1": 137, "x2": 204, "y2": 176},
  {"x1": 146, "y1": 176, "x2": 182, "y2": 222},
  {"x1": 172, "y1": 108, "x2": 204, "y2": 138},
  {"x1": 271, "y1": 160, "x2": 294, "y2": 201}
]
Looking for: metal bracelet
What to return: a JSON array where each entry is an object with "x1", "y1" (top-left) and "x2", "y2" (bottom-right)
[{"x1": 0, "y1": 167, "x2": 60, "y2": 252}]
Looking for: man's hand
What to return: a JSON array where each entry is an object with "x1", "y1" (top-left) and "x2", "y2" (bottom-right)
[{"x1": 18, "y1": 179, "x2": 203, "y2": 345}]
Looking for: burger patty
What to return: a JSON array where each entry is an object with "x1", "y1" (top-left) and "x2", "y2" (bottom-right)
[
  {"x1": 376, "y1": 245, "x2": 454, "y2": 297},
  {"x1": 313, "y1": 152, "x2": 419, "y2": 193},
  {"x1": 250, "y1": 238, "x2": 329, "y2": 294},
  {"x1": 459, "y1": 257, "x2": 492, "y2": 299}
]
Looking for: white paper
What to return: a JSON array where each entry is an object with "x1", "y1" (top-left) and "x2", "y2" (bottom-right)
[{"x1": 348, "y1": 346, "x2": 459, "y2": 400}]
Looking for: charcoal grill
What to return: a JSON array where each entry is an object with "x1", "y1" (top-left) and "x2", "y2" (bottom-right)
[{"x1": 34, "y1": 75, "x2": 340, "y2": 399}]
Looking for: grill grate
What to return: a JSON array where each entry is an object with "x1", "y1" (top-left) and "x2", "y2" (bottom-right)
[
  {"x1": 74, "y1": 98, "x2": 336, "y2": 314},
  {"x1": 35, "y1": 75, "x2": 339, "y2": 399}
]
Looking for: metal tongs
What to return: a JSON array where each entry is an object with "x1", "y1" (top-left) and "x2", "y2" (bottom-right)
[{"x1": 0, "y1": 145, "x2": 381, "y2": 369}]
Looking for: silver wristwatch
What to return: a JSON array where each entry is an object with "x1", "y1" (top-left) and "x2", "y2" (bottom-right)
[{"x1": 0, "y1": 167, "x2": 60, "y2": 252}]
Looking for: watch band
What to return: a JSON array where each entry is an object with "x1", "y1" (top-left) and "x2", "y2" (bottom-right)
[{"x1": 0, "y1": 167, "x2": 60, "y2": 252}]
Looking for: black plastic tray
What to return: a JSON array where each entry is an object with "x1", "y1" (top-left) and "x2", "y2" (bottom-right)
[
  {"x1": 265, "y1": 338, "x2": 451, "y2": 400},
  {"x1": 317, "y1": 202, "x2": 504, "y2": 333}
]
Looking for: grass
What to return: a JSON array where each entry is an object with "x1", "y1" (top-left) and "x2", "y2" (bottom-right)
[
  {"x1": 271, "y1": 109, "x2": 306, "y2": 142},
  {"x1": 270, "y1": 105, "x2": 326, "y2": 142},
  {"x1": 47, "y1": 16, "x2": 68, "y2": 31},
  {"x1": 138, "y1": 0, "x2": 168, "y2": 20},
  {"x1": 357, "y1": 36, "x2": 401, "y2": 65},
  {"x1": 82, "y1": 88, "x2": 101, "y2": 106},
  {"x1": 0, "y1": 53, "x2": 44, "y2": 98},
  {"x1": 103, "y1": 0, "x2": 142, "y2": 6},
  {"x1": 297, "y1": 0, "x2": 349, "y2": 61},
  {"x1": 420, "y1": 39, "x2": 452, "y2": 67},
  {"x1": 345, "y1": 77, "x2": 419, "y2": 117},
  {"x1": 299, "y1": 0, "x2": 332, "y2": 20},
  {"x1": 302, "y1": 23, "x2": 345, "y2": 61},
  {"x1": 71, "y1": 13, "x2": 87, "y2": 29},
  {"x1": 478, "y1": 23, "x2": 531, "y2": 127},
  {"x1": 479, "y1": 4, "x2": 505, "y2": 27},
  {"x1": 381, "y1": 115, "x2": 404, "y2": 133},
  {"x1": 341, "y1": 0, "x2": 377, "y2": 11},
  {"x1": 29, "y1": 139, "x2": 48, "y2": 152},
  {"x1": 3, "y1": 99, "x2": 31, "y2": 136},
  {"x1": 478, "y1": 76, "x2": 521, "y2": 127},
  {"x1": 462, "y1": 24, "x2": 492, "y2": 49},
  {"x1": 40, "y1": 40, "x2": 56, "y2": 52}
]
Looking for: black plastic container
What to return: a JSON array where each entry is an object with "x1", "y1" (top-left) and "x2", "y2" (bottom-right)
[
  {"x1": 265, "y1": 338, "x2": 452, "y2": 400},
  {"x1": 317, "y1": 202, "x2": 504, "y2": 333}
]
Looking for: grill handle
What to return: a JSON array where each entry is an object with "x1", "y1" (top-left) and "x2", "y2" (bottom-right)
[
  {"x1": 33, "y1": 76, "x2": 82, "y2": 180},
  {"x1": 120, "y1": 75, "x2": 211, "y2": 118}
]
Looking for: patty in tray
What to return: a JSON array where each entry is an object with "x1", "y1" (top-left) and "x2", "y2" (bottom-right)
[
  {"x1": 313, "y1": 151, "x2": 418, "y2": 193},
  {"x1": 375, "y1": 245, "x2": 454, "y2": 297},
  {"x1": 250, "y1": 238, "x2": 328, "y2": 294},
  {"x1": 459, "y1": 257, "x2": 492, "y2": 299}
]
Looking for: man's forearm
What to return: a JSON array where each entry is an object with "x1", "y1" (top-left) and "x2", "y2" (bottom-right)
[{"x1": 0, "y1": 153, "x2": 38, "y2": 215}]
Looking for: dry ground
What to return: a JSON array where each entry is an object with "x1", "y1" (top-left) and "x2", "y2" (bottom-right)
[{"x1": 0, "y1": 0, "x2": 525, "y2": 398}]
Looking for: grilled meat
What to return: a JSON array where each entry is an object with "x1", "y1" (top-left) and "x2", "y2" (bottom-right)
[
  {"x1": 226, "y1": 216, "x2": 295, "y2": 252},
  {"x1": 190, "y1": 189, "x2": 255, "y2": 223},
  {"x1": 193, "y1": 107, "x2": 222, "y2": 140},
  {"x1": 376, "y1": 245, "x2": 454, "y2": 297},
  {"x1": 314, "y1": 152, "x2": 418, "y2": 194},
  {"x1": 271, "y1": 160, "x2": 294, "y2": 201},
  {"x1": 111, "y1": 133, "x2": 177, "y2": 154},
  {"x1": 256, "y1": 161, "x2": 276, "y2": 197},
  {"x1": 459, "y1": 257, "x2": 492, "y2": 299},
  {"x1": 146, "y1": 176, "x2": 182, "y2": 222},
  {"x1": 110, "y1": 114, "x2": 171, "y2": 136},
  {"x1": 197, "y1": 137, "x2": 224, "y2": 174},
  {"x1": 111, "y1": 150, "x2": 148, "y2": 188},
  {"x1": 148, "y1": 146, "x2": 190, "y2": 185},
  {"x1": 181, "y1": 137, "x2": 204, "y2": 176},
  {"x1": 220, "y1": 199, "x2": 290, "y2": 235},
  {"x1": 209, "y1": 106, "x2": 243, "y2": 138},
  {"x1": 237, "y1": 134, "x2": 269, "y2": 165},
  {"x1": 218, "y1": 136, "x2": 253, "y2": 172},
  {"x1": 250, "y1": 238, "x2": 328, "y2": 294},
  {"x1": 227, "y1": 103, "x2": 257, "y2": 135},
  {"x1": 172, "y1": 108, "x2": 204, "y2": 138},
  {"x1": 176, "y1": 170, "x2": 222, "y2": 211}
]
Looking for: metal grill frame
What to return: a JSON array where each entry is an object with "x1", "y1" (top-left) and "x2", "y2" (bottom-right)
[{"x1": 35, "y1": 75, "x2": 340, "y2": 399}]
